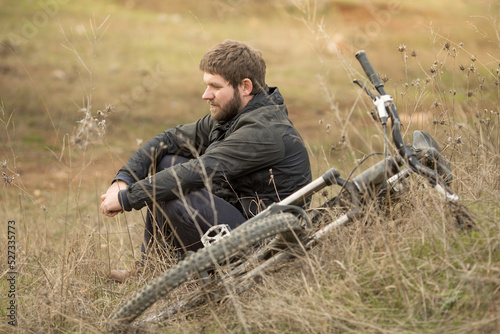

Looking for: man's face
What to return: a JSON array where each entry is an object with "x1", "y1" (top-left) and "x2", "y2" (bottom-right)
[{"x1": 202, "y1": 73, "x2": 243, "y2": 122}]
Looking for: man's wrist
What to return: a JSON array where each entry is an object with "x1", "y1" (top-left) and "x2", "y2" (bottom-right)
[
  {"x1": 113, "y1": 173, "x2": 135, "y2": 186},
  {"x1": 117, "y1": 189, "x2": 132, "y2": 211}
]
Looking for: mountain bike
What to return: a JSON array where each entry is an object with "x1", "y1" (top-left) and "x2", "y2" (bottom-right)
[{"x1": 108, "y1": 50, "x2": 474, "y2": 330}]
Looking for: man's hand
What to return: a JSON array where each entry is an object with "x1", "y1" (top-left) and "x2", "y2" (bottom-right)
[{"x1": 100, "y1": 180, "x2": 127, "y2": 217}]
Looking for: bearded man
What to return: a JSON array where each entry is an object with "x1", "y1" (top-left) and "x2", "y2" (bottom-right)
[{"x1": 100, "y1": 40, "x2": 311, "y2": 260}]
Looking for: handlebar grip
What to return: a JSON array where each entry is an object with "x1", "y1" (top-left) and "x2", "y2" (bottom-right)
[{"x1": 355, "y1": 50, "x2": 384, "y2": 89}]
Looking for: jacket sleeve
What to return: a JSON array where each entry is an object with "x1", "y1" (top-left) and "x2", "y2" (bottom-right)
[
  {"x1": 123, "y1": 112, "x2": 286, "y2": 211},
  {"x1": 122, "y1": 154, "x2": 220, "y2": 210},
  {"x1": 115, "y1": 115, "x2": 213, "y2": 185}
]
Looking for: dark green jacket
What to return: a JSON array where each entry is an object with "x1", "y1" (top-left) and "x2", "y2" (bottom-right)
[{"x1": 116, "y1": 87, "x2": 311, "y2": 218}]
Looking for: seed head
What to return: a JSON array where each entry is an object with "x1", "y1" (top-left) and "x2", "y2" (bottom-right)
[{"x1": 2, "y1": 172, "x2": 14, "y2": 186}]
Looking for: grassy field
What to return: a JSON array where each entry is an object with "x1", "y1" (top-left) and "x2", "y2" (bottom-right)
[{"x1": 1, "y1": 0, "x2": 499, "y2": 333}]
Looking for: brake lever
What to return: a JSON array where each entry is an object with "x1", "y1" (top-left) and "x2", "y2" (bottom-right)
[
  {"x1": 353, "y1": 79, "x2": 377, "y2": 100},
  {"x1": 354, "y1": 79, "x2": 391, "y2": 126}
]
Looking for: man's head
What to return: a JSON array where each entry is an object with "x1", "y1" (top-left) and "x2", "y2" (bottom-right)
[
  {"x1": 199, "y1": 39, "x2": 266, "y2": 94},
  {"x1": 200, "y1": 40, "x2": 267, "y2": 122}
]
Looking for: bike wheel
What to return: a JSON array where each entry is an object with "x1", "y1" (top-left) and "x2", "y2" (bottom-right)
[
  {"x1": 138, "y1": 242, "x2": 303, "y2": 325},
  {"x1": 109, "y1": 212, "x2": 303, "y2": 327},
  {"x1": 139, "y1": 209, "x2": 353, "y2": 326}
]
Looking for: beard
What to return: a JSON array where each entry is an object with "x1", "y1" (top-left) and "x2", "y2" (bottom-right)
[{"x1": 210, "y1": 89, "x2": 242, "y2": 122}]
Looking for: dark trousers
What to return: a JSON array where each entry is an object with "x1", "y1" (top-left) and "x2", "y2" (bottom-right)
[{"x1": 141, "y1": 155, "x2": 247, "y2": 255}]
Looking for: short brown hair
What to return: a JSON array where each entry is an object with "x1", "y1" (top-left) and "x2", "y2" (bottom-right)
[{"x1": 199, "y1": 40, "x2": 266, "y2": 95}]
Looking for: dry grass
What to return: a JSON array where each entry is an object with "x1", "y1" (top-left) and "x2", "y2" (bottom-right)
[{"x1": 1, "y1": 0, "x2": 500, "y2": 333}]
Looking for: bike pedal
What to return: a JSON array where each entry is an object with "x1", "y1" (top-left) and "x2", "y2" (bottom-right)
[{"x1": 201, "y1": 224, "x2": 231, "y2": 247}]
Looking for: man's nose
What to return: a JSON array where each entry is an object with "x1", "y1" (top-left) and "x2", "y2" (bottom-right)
[{"x1": 202, "y1": 87, "x2": 214, "y2": 100}]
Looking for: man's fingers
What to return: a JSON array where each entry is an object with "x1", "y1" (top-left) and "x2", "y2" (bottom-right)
[
  {"x1": 99, "y1": 192, "x2": 123, "y2": 217},
  {"x1": 106, "y1": 210, "x2": 124, "y2": 217},
  {"x1": 100, "y1": 201, "x2": 112, "y2": 216},
  {"x1": 100, "y1": 200, "x2": 123, "y2": 217},
  {"x1": 102, "y1": 207, "x2": 116, "y2": 217}
]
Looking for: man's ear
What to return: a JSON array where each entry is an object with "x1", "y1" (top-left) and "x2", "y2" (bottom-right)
[{"x1": 240, "y1": 78, "x2": 253, "y2": 96}]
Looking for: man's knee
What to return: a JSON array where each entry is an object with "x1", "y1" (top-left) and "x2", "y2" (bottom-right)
[
  {"x1": 163, "y1": 191, "x2": 210, "y2": 227},
  {"x1": 157, "y1": 155, "x2": 189, "y2": 171}
]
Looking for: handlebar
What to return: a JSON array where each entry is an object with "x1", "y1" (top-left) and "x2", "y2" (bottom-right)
[
  {"x1": 354, "y1": 50, "x2": 453, "y2": 192},
  {"x1": 355, "y1": 50, "x2": 384, "y2": 90},
  {"x1": 355, "y1": 50, "x2": 406, "y2": 156},
  {"x1": 355, "y1": 50, "x2": 402, "y2": 124}
]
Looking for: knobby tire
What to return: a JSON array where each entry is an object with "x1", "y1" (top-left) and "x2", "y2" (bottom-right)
[{"x1": 109, "y1": 212, "x2": 302, "y2": 327}]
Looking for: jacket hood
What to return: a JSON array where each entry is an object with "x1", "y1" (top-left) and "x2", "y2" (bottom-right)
[{"x1": 242, "y1": 86, "x2": 285, "y2": 114}]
